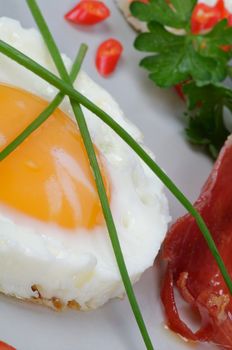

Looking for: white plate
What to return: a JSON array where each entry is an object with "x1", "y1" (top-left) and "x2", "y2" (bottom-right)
[{"x1": 0, "y1": 1, "x2": 218, "y2": 349}]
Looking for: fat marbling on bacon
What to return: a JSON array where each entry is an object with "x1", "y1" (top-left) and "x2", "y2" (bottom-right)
[{"x1": 161, "y1": 135, "x2": 232, "y2": 349}]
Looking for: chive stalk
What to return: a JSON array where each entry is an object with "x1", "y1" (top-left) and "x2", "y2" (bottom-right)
[
  {"x1": 0, "y1": 43, "x2": 87, "y2": 161},
  {"x1": 0, "y1": 38, "x2": 231, "y2": 294},
  {"x1": 26, "y1": 1, "x2": 154, "y2": 349}
]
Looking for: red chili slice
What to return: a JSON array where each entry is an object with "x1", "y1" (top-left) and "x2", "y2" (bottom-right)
[
  {"x1": 228, "y1": 14, "x2": 232, "y2": 26},
  {"x1": 96, "y1": 39, "x2": 123, "y2": 77},
  {"x1": 0, "y1": 341, "x2": 16, "y2": 350},
  {"x1": 174, "y1": 84, "x2": 185, "y2": 101},
  {"x1": 191, "y1": 2, "x2": 222, "y2": 34},
  {"x1": 216, "y1": 0, "x2": 230, "y2": 18},
  {"x1": 65, "y1": 1, "x2": 110, "y2": 26},
  {"x1": 191, "y1": 0, "x2": 232, "y2": 34}
]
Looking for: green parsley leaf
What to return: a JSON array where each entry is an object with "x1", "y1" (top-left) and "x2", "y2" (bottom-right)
[
  {"x1": 135, "y1": 22, "x2": 227, "y2": 87},
  {"x1": 130, "y1": 0, "x2": 197, "y2": 29},
  {"x1": 194, "y1": 20, "x2": 232, "y2": 60},
  {"x1": 140, "y1": 52, "x2": 188, "y2": 87},
  {"x1": 132, "y1": 1, "x2": 232, "y2": 158},
  {"x1": 135, "y1": 22, "x2": 184, "y2": 52},
  {"x1": 171, "y1": 0, "x2": 197, "y2": 24},
  {"x1": 184, "y1": 82, "x2": 231, "y2": 158}
]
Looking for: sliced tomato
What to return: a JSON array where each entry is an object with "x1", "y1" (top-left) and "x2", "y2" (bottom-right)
[
  {"x1": 0, "y1": 341, "x2": 16, "y2": 350},
  {"x1": 161, "y1": 136, "x2": 232, "y2": 349},
  {"x1": 96, "y1": 39, "x2": 123, "y2": 77},
  {"x1": 65, "y1": 1, "x2": 110, "y2": 26}
]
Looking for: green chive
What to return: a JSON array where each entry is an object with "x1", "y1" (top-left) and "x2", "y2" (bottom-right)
[
  {"x1": 0, "y1": 43, "x2": 87, "y2": 161},
  {"x1": 26, "y1": 1, "x2": 154, "y2": 349},
  {"x1": 0, "y1": 39, "x2": 231, "y2": 295}
]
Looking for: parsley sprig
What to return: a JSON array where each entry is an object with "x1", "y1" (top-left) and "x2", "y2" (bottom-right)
[
  {"x1": 184, "y1": 82, "x2": 232, "y2": 157},
  {"x1": 131, "y1": 0, "x2": 232, "y2": 157}
]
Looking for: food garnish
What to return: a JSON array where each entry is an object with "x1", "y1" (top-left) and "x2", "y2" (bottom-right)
[
  {"x1": 96, "y1": 38, "x2": 123, "y2": 76},
  {"x1": 131, "y1": 0, "x2": 232, "y2": 158},
  {"x1": 0, "y1": 0, "x2": 231, "y2": 349},
  {"x1": 162, "y1": 135, "x2": 232, "y2": 349},
  {"x1": 65, "y1": 1, "x2": 110, "y2": 25}
]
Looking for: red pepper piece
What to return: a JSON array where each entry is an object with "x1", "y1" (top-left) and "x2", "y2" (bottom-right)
[
  {"x1": 96, "y1": 39, "x2": 123, "y2": 77},
  {"x1": 191, "y1": 2, "x2": 222, "y2": 34},
  {"x1": 65, "y1": 1, "x2": 110, "y2": 26},
  {"x1": 0, "y1": 341, "x2": 16, "y2": 350},
  {"x1": 191, "y1": 0, "x2": 232, "y2": 34},
  {"x1": 215, "y1": 0, "x2": 229, "y2": 17},
  {"x1": 174, "y1": 84, "x2": 185, "y2": 101},
  {"x1": 228, "y1": 14, "x2": 232, "y2": 26}
]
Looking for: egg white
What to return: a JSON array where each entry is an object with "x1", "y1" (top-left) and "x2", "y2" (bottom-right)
[{"x1": 0, "y1": 17, "x2": 170, "y2": 310}]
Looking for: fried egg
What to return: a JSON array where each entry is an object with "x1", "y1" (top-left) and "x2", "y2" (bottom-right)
[{"x1": 0, "y1": 17, "x2": 170, "y2": 311}]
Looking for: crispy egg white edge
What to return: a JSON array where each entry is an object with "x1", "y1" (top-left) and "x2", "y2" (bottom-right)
[{"x1": 0, "y1": 17, "x2": 170, "y2": 310}]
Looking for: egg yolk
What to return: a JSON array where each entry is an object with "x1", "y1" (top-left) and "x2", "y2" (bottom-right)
[{"x1": 0, "y1": 84, "x2": 110, "y2": 229}]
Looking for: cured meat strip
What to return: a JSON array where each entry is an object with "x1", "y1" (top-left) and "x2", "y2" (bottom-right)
[{"x1": 161, "y1": 135, "x2": 232, "y2": 349}]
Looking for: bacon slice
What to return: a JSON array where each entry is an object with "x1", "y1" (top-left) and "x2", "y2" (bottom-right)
[{"x1": 161, "y1": 135, "x2": 232, "y2": 349}]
